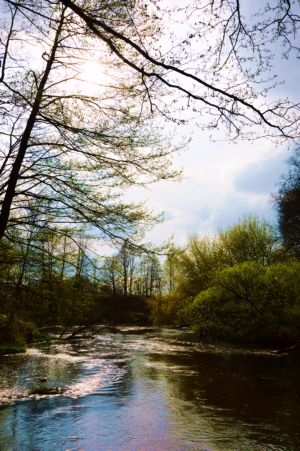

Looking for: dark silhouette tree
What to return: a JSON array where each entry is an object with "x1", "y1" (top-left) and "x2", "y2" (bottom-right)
[
  {"x1": 276, "y1": 147, "x2": 300, "y2": 256},
  {"x1": 0, "y1": 1, "x2": 178, "y2": 245}
]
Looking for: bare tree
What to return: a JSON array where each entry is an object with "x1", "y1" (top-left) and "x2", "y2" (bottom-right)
[{"x1": 59, "y1": 0, "x2": 300, "y2": 139}]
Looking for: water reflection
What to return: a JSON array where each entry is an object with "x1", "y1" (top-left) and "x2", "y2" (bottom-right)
[
  {"x1": 144, "y1": 351, "x2": 300, "y2": 450},
  {"x1": 0, "y1": 329, "x2": 299, "y2": 450}
]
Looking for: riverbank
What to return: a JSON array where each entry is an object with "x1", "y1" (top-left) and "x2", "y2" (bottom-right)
[
  {"x1": 0, "y1": 343, "x2": 27, "y2": 355},
  {"x1": 2, "y1": 322, "x2": 299, "y2": 358}
]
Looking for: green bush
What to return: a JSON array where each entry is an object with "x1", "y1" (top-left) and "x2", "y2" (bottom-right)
[
  {"x1": 190, "y1": 260, "x2": 300, "y2": 345},
  {"x1": 0, "y1": 343, "x2": 27, "y2": 355},
  {"x1": 0, "y1": 314, "x2": 34, "y2": 348},
  {"x1": 218, "y1": 216, "x2": 282, "y2": 266},
  {"x1": 149, "y1": 292, "x2": 192, "y2": 326}
]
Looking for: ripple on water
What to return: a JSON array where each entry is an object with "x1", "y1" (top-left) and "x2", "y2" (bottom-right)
[
  {"x1": 64, "y1": 358, "x2": 126, "y2": 398},
  {"x1": 0, "y1": 330, "x2": 300, "y2": 451},
  {"x1": 0, "y1": 345, "x2": 127, "y2": 405},
  {"x1": 27, "y1": 348, "x2": 84, "y2": 362}
]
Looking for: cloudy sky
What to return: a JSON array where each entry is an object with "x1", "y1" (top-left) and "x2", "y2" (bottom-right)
[
  {"x1": 89, "y1": 0, "x2": 298, "y2": 252},
  {"x1": 83, "y1": 1, "x2": 299, "y2": 256},
  {"x1": 126, "y1": 63, "x2": 297, "y2": 246},
  {"x1": 130, "y1": 127, "x2": 291, "y2": 246},
  {"x1": 123, "y1": 1, "x2": 299, "y2": 247}
]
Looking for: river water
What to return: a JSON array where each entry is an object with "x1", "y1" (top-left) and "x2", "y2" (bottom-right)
[{"x1": 0, "y1": 328, "x2": 299, "y2": 450}]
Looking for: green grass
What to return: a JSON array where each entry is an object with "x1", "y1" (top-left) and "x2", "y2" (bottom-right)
[
  {"x1": 30, "y1": 329, "x2": 51, "y2": 343},
  {"x1": 0, "y1": 343, "x2": 27, "y2": 355}
]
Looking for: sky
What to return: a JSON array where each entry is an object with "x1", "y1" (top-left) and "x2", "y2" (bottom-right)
[
  {"x1": 129, "y1": 125, "x2": 292, "y2": 246},
  {"x1": 1, "y1": 0, "x2": 298, "y2": 253},
  {"x1": 123, "y1": 1, "x2": 299, "y2": 247}
]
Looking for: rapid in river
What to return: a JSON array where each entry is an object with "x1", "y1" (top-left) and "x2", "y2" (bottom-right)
[{"x1": 0, "y1": 327, "x2": 299, "y2": 450}]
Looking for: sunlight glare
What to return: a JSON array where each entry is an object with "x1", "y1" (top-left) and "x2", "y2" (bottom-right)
[{"x1": 79, "y1": 59, "x2": 110, "y2": 94}]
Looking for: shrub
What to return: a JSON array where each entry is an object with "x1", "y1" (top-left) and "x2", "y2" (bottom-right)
[{"x1": 190, "y1": 260, "x2": 300, "y2": 345}]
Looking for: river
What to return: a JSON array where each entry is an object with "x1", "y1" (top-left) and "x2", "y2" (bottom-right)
[{"x1": 0, "y1": 327, "x2": 299, "y2": 450}]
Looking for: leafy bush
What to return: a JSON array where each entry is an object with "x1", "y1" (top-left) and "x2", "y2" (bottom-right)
[
  {"x1": 218, "y1": 216, "x2": 282, "y2": 266},
  {"x1": 0, "y1": 314, "x2": 34, "y2": 348},
  {"x1": 149, "y1": 293, "x2": 184, "y2": 326},
  {"x1": 190, "y1": 261, "x2": 300, "y2": 345},
  {"x1": 168, "y1": 216, "x2": 282, "y2": 308},
  {"x1": 0, "y1": 343, "x2": 27, "y2": 355}
]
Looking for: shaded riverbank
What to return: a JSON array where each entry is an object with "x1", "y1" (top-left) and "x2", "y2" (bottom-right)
[{"x1": 0, "y1": 328, "x2": 299, "y2": 450}]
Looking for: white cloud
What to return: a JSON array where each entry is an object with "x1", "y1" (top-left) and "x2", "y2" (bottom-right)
[{"x1": 126, "y1": 125, "x2": 290, "y2": 247}]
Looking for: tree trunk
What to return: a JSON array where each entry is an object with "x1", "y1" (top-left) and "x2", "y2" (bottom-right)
[{"x1": 0, "y1": 9, "x2": 65, "y2": 239}]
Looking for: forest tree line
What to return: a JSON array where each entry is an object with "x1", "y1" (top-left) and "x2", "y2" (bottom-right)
[
  {"x1": 1, "y1": 146, "x2": 300, "y2": 350},
  {"x1": 1, "y1": 215, "x2": 299, "y2": 348}
]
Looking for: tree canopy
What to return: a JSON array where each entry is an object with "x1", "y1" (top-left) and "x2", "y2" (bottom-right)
[
  {"x1": 0, "y1": 0, "x2": 178, "y2": 245},
  {"x1": 0, "y1": 0, "x2": 300, "y2": 246}
]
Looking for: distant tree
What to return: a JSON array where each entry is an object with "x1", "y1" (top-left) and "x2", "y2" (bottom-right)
[
  {"x1": 218, "y1": 216, "x2": 281, "y2": 266},
  {"x1": 163, "y1": 246, "x2": 177, "y2": 293},
  {"x1": 276, "y1": 148, "x2": 300, "y2": 256},
  {"x1": 101, "y1": 255, "x2": 122, "y2": 296}
]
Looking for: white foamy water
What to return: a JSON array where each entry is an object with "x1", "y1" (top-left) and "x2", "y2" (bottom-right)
[
  {"x1": 27, "y1": 347, "x2": 85, "y2": 362},
  {"x1": 64, "y1": 360, "x2": 126, "y2": 397}
]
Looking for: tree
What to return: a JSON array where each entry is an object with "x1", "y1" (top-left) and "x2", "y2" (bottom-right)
[
  {"x1": 1, "y1": 0, "x2": 300, "y2": 245},
  {"x1": 276, "y1": 147, "x2": 300, "y2": 256},
  {"x1": 0, "y1": 0, "x2": 178, "y2": 245},
  {"x1": 59, "y1": 0, "x2": 300, "y2": 138},
  {"x1": 176, "y1": 217, "x2": 280, "y2": 297},
  {"x1": 101, "y1": 255, "x2": 122, "y2": 296},
  {"x1": 163, "y1": 246, "x2": 177, "y2": 293},
  {"x1": 149, "y1": 217, "x2": 284, "y2": 326},
  {"x1": 101, "y1": 244, "x2": 163, "y2": 298},
  {"x1": 218, "y1": 217, "x2": 281, "y2": 266}
]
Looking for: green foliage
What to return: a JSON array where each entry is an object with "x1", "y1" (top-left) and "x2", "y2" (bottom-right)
[
  {"x1": 172, "y1": 217, "x2": 281, "y2": 302},
  {"x1": 218, "y1": 216, "x2": 281, "y2": 265},
  {"x1": 0, "y1": 314, "x2": 34, "y2": 346},
  {"x1": 57, "y1": 276, "x2": 97, "y2": 327},
  {"x1": 30, "y1": 329, "x2": 51, "y2": 343},
  {"x1": 149, "y1": 292, "x2": 186, "y2": 326},
  {"x1": 1, "y1": 213, "x2": 299, "y2": 347},
  {"x1": 190, "y1": 260, "x2": 300, "y2": 344},
  {"x1": 174, "y1": 236, "x2": 223, "y2": 298},
  {"x1": 0, "y1": 314, "x2": 30, "y2": 354},
  {"x1": 0, "y1": 227, "x2": 158, "y2": 341},
  {"x1": 150, "y1": 217, "x2": 300, "y2": 345},
  {"x1": 0, "y1": 343, "x2": 27, "y2": 355}
]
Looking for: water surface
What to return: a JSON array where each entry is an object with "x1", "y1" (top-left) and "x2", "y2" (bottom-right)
[{"x1": 0, "y1": 328, "x2": 299, "y2": 450}]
